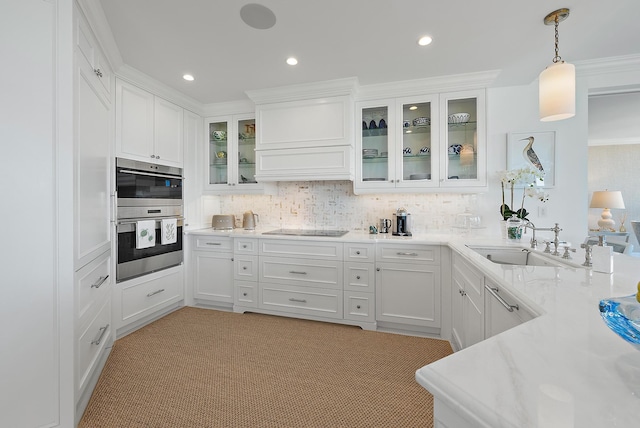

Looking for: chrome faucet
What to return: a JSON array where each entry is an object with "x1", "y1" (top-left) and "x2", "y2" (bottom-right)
[
  {"x1": 519, "y1": 221, "x2": 538, "y2": 249},
  {"x1": 521, "y1": 223, "x2": 563, "y2": 255}
]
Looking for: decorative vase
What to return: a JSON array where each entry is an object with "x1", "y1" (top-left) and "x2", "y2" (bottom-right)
[{"x1": 506, "y1": 214, "x2": 523, "y2": 241}]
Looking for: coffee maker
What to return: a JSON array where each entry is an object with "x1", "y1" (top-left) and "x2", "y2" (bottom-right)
[{"x1": 392, "y1": 207, "x2": 412, "y2": 236}]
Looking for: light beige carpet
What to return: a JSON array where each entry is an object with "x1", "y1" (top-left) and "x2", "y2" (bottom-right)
[{"x1": 79, "y1": 307, "x2": 452, "y2": 427}]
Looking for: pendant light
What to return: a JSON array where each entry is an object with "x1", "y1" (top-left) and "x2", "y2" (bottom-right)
[{"x1": 539, "y1": 8, "x2": 575, "y2": 122}]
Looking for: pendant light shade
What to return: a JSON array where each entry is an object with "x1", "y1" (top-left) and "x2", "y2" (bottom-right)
[
  {"x1": 539, "y1": 61, "x2": 575, "y2": 122},
  {"x1": 539, "y1": 8, "x2": 575, "y2": 122}
]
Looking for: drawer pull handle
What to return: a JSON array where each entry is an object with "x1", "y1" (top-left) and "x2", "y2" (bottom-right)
[
  {"x1": 396, "y1": 252, "x2": 419, "y2": 256},
  {"x1": 206, "y1": 242, "x2": 222, "y2": 246},
  {"x1": 91, "y1": 324, "x2": 109, "y2": 345},
  {"x1": 91, "y1": 275, "x2": 109, "y2": 289},
  {"x1": 356, "y1": 305, "x2": 361, "y2": 309},
  {"x1": 356, "y1": 251, "x2": 361, "y2": 255},
  {"x1": 356, "y1": 275, "x2": 361, "y2": 280},
  {"x1": 242, "y1": 266, "x2": 248, "y2": 270},
  {"x1": 147, "y1": 288, "x2": 165, "y2": 297},
  {"x1": 485, "y1": 285, "x2": 519, "y2": 312},
  {"x1": 289, "y1": 271, "x2": 307, "y2": 275},
  {"x1": 289, "y1": 298, "x2": 307, "y2": 303},
  {"x1": 242, "y1": 245, "x2": 248, "y2": 248},
  {"x1": 243, "y1": 292, "x2": 248, "y2": 297}
]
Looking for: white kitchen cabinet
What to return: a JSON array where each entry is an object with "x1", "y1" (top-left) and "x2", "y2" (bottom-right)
[
  {"x1": 375, "y1": 244, "x2": 441, "y2": 329},
  {"x1": 354, "y1": 89, "x2": 486, "y2": 194},
  {"x1": 451, "y1": 253, "x2": 484, "y2": 351},
  {"x1": 439, "y1": 89, "x2": 486, "y2": 188},
  {"x1": 115, "y1": 78, "x2": 184, "y2": 167},
  {"x1": 75, "y1": 51, "x2": 111, "y2": 270},
  {"x1": 343, "y1": 243, "x2": 376, "y2": 326},
  {"x1": 73, "y1": 5, "x2": 113, "y2": 421},
  {"x1": 204, "y1": 114, "x2": 274, "y2": 194},
  {"x1": 484, "y1": 280, "x2": 535, "y2": 338},
  {"x1": 355, "y1": 95, "x2": 440, "y2": 193},
  {"x1": 233, "y1": 237, "x2": 259, "y2": 309},
  {"x1": 191, "y1": 235, "x2": 234, "y2": 306},
  {"x1": 247, "y1": 78, "x2": 357, "y2": 181},
  {"x1": 117, "y1": 266, "x2": 184, "y2": 331}
]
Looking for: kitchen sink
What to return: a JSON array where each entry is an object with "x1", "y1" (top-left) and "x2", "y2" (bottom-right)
[{"x1": 466, "y1": 245, "x2": 567, "y2": 267}]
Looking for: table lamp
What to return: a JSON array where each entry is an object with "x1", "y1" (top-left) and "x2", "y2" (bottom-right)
[{"x1": 589, "y1": 190, "x2": 625, "y2": 231}]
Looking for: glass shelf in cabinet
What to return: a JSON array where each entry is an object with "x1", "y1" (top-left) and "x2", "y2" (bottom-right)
[
  {"x1": 402, "y1": 154, "x2": 431, "y2": 160},
  {"x1": 403, "y1": 125, "x2": 431, "y2": 134},
  {"x1": 447, "y1": 121, "x2": 477, "y2": 129},
  {"x1": 362, "y1": 128, "x2": 388, "y2": 137},
  {"x1": 362, "y1": 156, "x2": 389, "y2": 163}
]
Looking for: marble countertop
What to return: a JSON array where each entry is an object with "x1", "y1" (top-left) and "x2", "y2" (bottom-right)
[{"x1": 187, "y1": 227, "x2": 640, "y2": 426}]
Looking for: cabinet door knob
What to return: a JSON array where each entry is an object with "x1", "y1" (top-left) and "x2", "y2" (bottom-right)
[
  {"x1": 156, "y1": 155, "x2": 160, "y2": 159},
  {"x1": 356, "y1": 305, "x2": 361, "y2": 309},
  {"x1": 231, "y1": 257, "x2": 234, "y2": 261},
  {"x1": 150, "y1": 155, "x2": 156, "y2": 158},
  {"x1": 243, "y1": 292, "x2": 248, "y2": 297},
  {"x1": 356, "y1": 251, "x2": 361, "y2": 255},
  {"x1": 242, "y1": 266, "x2": 247, "y2": 270},
  {"x1": 376, "y1": 267, "x2": 380, "y2": 271},
  {"x1": 356, "y1": 275, "x2": 361, "y2": 280},
  {"x1": 242, "y1": 245, "x2": 248, "y2": 248}
]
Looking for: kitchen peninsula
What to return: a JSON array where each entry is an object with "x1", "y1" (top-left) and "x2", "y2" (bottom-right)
[{"x1": 187, "y1": 228, "x2": 640, "y2": 427}]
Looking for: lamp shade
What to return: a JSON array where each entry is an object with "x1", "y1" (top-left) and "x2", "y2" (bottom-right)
[
  {"x1": 589, "y1": 191, "x2": 625, "y2": 209},
  {"x1": 539, "y1": 61, "x2": 576, "y2": 122}
]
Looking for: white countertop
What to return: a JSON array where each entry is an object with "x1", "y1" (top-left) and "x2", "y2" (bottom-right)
[{"x1": 187, "y1": 227, "x2": 640, "y2": 426}]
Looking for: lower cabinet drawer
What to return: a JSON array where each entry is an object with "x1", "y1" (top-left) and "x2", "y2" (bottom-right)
[
  {"x1": 260, "y1": 284, "x2": 343, "y2": 319},
  {"x1": 344, "y1": 291, "x2": 374, "y2": 323},
  {"x1": 234, "y1": 255, "x2": 258, "y2": 281},
  {"x1": 260, "y1": 257, "x2": 342, "y2": 289},
  {"x1": 76, "y1": 250, "x2": 111, "y2": 327},
  {"x1": 343, "y1": 262, "x2": 374, "y2": 292},
  {"x1": 77, "y1": 297, "x2": 111, "y2": 394},
  {"x1": 121, "y1": 268, "x2": 183, "y2": 322},
  {"x1": 234, "y1": 281, "x2": 257, "y2": 308}
]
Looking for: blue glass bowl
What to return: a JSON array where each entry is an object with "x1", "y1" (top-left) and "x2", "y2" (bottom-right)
[{"x1": 599, "y1": 294, "x2": 640, "y2": 351}]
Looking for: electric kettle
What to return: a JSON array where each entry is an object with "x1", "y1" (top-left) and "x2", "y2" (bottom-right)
[
  {"x1": 242, "y1": 211, "x2": 259, "y2": 230},
  {"x1": 392, "y1": 207, "x2": 412, "y2": 236}
]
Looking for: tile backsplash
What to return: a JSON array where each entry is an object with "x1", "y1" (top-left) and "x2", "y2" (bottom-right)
[{"x1": 202, "y1": 181, "x2": 484, "y2": 233}]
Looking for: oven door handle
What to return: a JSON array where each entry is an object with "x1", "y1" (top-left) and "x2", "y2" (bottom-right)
[
  {"x1": 117, "y1": 216, "x2": 184, "y2": 226},
  {"x1": 118, "y1": 168, "x2": 183, "y2": 180}
]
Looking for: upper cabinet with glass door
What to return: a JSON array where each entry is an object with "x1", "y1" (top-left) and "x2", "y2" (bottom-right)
[
  {"x1": 204, "y1": 114, "x2": 275, "y2": 194},
  {"x1": 439, "y1": 89, "x2": 486, "y2": 188},
  {"x1": 355, "y1": 95, "x2": 439, "y2": 194}
]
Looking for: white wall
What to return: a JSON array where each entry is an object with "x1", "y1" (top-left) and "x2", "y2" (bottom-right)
[{"x1": 481, "y1": 81, "x2": 589, "y2": 246}]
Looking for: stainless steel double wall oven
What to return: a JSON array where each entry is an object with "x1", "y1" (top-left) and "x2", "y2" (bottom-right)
[{"x1": 115, "y1": 158, "x2": 184, "y2": 282}]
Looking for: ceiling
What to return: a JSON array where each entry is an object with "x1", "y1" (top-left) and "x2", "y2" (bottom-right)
[{"x1": 99, "y1": 0, "x2": 640, "y2": 105}]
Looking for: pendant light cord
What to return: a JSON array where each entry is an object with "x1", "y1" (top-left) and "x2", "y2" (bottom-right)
[{"x1": 553, "y1": 16, "x2": 562, "y2": 63}]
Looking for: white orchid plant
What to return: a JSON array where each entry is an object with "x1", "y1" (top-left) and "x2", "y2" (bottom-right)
[{"x1": 498, "y1": 167, "x2": 549, "y2": 221}]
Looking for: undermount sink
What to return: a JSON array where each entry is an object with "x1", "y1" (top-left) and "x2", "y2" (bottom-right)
[{"x1": 467, "y1": 246, "x2": 567, "y2": 267}]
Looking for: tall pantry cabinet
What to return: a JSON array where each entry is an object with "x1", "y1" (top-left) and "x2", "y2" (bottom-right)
[{"x1": 2, "y1": 0, "x2": 75, "y2": 427}]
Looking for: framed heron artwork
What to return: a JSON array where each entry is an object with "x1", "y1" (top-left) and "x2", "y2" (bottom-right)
[{"x1": 507, "y1": 131, "x2": 556, "y2": 188}]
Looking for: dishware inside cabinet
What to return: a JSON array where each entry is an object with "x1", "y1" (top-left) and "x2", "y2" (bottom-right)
[
  {"x1": 209, "y1": 121, "x2": 229, "y2": 185},
  {"x1": 401, "y1": 101, "x2": 433, "y2": 182},
  {"x1": 361, "y1": 106, "x2": 389, "y2": 182},
  {"x1": 446, "y1": 97, "x2": 477, "y2": 180},
  {"x1": 237, "y1": 117, "x2": 257, "y2": 184}
]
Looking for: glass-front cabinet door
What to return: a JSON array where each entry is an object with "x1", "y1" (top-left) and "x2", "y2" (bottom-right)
[
  {"x1": 357, "y1": 101, "x2": 395, "y2": 191},
  {"x1": 205, "y1": 113, "x2": 267, "y2": 194},
  {"x1": 440, "y1": 89, "x2": 486, "y2": 187},
  {"x1": 396, "y1": 95, "x2": 439, "y2": 189}
]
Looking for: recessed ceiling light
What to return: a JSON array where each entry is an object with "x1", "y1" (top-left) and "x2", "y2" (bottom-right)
[
  {"x1": 183, "y1": 74, "x2": 195, "y2": 81},
  {"x1": 418, "y1": 36, "x2": 433, "y2": 46},
  {"x1": 409, "y1": 106, "x2": 418, "y2": 110},
  {"x1": 286, "y1": 57, "x2": 298, "y2": 66}
]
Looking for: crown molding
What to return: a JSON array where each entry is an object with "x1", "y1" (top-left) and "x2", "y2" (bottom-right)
[
  {"x1": 202, "y1": 100, "x2": 255, "y2": 117},
  {"x1": 355, "y1": 70, "x2": 501, "y2": 101},
  {"x1": 588, "y1": 137, "x2": 640, "y2": 147},
  {"x1": 246, "y1": 77, "x2": 359, "y2": 104},
  {"x1": 576, "y1": 54, "x2": 640, "y2": 77},
  {"x1": 116, "y1": 65, "x2": 204, "y2": 115}
]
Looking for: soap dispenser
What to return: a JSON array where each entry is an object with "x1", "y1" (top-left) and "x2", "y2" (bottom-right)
[{"x1": 591, "y1": 235, "x2": 613, "y2": 274}]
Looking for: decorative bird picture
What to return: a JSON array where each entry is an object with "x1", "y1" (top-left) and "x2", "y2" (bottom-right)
[{"x1": 521, "y1": 136, "x2": 544, "y2": 173}]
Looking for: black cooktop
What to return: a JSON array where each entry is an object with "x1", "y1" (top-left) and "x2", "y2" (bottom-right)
[{"x1": 262, "y1": 229, "x2": 349, "y2": 237}]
